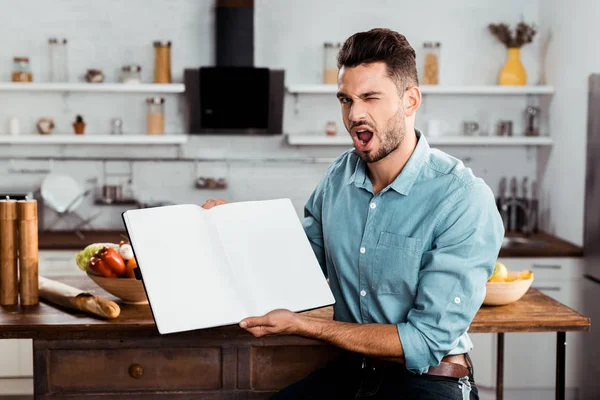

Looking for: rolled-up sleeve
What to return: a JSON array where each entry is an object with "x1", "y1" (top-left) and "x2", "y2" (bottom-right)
[
  {"x1": 303, "y1": 172, "x2": 330, "y2": 277},
  {"x1": 396, "y1": 181, "x2": 504, "y2": 374}
]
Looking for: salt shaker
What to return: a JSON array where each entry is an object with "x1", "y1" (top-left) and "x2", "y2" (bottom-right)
[
  {"x1": 111, "y1": 118, "x2": 123, "y2": 135},
  {"x1": 17, "y1": 199, "x2": 39, "y2": 306},
  {"x1": 0, "y1": 198, "x2": 18, "y2": 306}
]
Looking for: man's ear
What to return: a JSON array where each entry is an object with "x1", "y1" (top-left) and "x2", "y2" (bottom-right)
[{"x1": 403, "y1": 86, "x2": 421, "y2": 117}]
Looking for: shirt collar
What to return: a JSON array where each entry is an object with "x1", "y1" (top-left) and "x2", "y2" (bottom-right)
[{"x1": 348, "y1": 129, "x2": 430, "y2": 196}]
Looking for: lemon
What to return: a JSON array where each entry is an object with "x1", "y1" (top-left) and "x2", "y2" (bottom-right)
[
  {"x1": 518, "y1": 270, "x2": 534, "y2": 281},
  {"x1": 489, "y1": 262, "x2": 508, "y2": 282}
]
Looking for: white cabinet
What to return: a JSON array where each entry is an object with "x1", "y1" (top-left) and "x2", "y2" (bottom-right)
[
  {"x1": 469, "y1": 332, "x2": 496, "y2": 388},
  {"x1": 496, "y1": 257, "x2": 584, "y2": 391}
]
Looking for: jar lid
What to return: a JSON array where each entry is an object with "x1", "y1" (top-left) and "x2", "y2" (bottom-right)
[
  {"x1": 153, "y1": 41, "x2": 172, "y2": 47},
  {"x1": 122, "y1": 65, "x2": 142, "y2": 72},
  {"x1": 48, "y1": 38, "x2": 58, "y2": 44},
  {"x1": 13, "y1": 56, "x2": 29, "y2": 62},
  {"x1": 146, "y1": 97, "x2": 165, "y2": 104}
]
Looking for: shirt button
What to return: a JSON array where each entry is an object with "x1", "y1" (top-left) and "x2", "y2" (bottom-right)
[
  {"x1": 360, "y1": 247, "x2": 366, "y2": 254},
  {"x1": 360, "y1": 290, "x2": 367, "y2": 297},
  {"x1": 454, "y1": 297, "x2": 461, "y2": 304},
  {"x1": 370, "y1": 203, "x2": 376, "y2": 209}
]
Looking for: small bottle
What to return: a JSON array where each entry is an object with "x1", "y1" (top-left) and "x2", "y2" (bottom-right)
[
  {"x1": 111, "y1": 118, "x2": 123, "y2": 135},
  {"x1": 325, "y1": 121, "x2": 337, "y2": 136},
  {"x1": 153, "y1": 41, "x2": 172, "y2": 84},
  {"x1": 323, "y1": 42, "x2": 341, "y2": 84},
  {"x1": 12, "y1": 57, "x2": 33, "y2": 82},
  {"x1": 421, "y1": 42, "x2": 440, "y2": 85},
  {"x1": 146, "y1": 97, "x2": 165, "y2": 134},
  {"x1": 8, "y1": 116, "x2": 19, "y2": 136}
]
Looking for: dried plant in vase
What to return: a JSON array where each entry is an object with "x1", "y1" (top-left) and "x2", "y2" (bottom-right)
[{"x1": 488, "y1": 22, "x2": 537, "y2": 85}]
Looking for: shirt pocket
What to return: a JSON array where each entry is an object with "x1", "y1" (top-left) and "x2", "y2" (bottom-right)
[{"x1": 372, "y1": 232, "x2": 422, "y2": 295}]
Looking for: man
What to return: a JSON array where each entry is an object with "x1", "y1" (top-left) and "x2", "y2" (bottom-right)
[{"x1": 203, "y1": 28, "x2": 504, "y2": 399}]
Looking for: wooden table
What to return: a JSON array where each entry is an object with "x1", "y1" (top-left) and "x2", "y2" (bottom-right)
[{"x1": 0, "y1": 276, "x2": 590, "y2": 399}]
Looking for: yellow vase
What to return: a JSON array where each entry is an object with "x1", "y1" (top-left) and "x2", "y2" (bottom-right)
[{"x1": 498, "y1": 48, "x2": 527, "y2": 86}]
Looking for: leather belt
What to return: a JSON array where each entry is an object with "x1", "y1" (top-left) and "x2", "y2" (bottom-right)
[{"x1": 356, "y1": 353, "x2": 471, "y2": 380}]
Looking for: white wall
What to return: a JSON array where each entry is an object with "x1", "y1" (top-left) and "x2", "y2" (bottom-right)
[
  {"x1": 0, "y1": 0, "x2": 543, "y2": 231},
  {"x1": 538, "y1": 0, "x2": 599, "y2": 246}
]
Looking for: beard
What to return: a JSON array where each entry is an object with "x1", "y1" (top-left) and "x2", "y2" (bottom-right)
[{"x1": 357, "y1": 112, "x2": 406, "y2": 164}]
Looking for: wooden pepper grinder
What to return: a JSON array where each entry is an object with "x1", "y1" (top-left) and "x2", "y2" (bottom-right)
[
  {"x1": 0, "y1": 197, "x2": 18, "y2": 306},
  {"x1": 17, "y1": 199, "x2": 39, "y2": 306}
]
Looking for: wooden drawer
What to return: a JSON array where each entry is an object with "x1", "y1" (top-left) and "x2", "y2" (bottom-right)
[
  {"x1": 48, "y1": 347, "x2": 222, "y2": 393},
  {"x1": 250, "y1": 345, "x2": 340, "y2": 390}
]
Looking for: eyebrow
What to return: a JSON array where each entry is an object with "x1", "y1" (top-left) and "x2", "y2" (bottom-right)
[{"x1": 336, "y1": 91, "x2": 383, "y2": 99}]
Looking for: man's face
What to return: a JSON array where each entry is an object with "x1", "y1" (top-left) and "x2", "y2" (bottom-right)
[{"x1": 337, "y1": 62, "x2": 406, "y2": 164}]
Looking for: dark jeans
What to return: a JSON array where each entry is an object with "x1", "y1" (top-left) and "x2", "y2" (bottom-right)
[{"x1": 271, "y1": 353, "x2": 478, "y2": 400}]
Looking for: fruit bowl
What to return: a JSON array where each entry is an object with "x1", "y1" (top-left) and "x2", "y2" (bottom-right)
[
  {"x1": 87, "y1": 272, "x2": 148, "y2": 305},
  {"x1": 484, "y1": 270, "x2": 534, "y2": 306}
]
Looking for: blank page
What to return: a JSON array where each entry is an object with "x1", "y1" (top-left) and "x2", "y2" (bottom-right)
[
  {"x1": 209, "y1": 199, "x2": 335, "y2": 317},
  {"x1": 123, "y1": 204, "x2": 248, "y2": 334}
]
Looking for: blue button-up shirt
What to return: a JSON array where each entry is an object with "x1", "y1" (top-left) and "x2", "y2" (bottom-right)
[{"x1": 303, "y1": 130, "x2": 504, "y2": 374}]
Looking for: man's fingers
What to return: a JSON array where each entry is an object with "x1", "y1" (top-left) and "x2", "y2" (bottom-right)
[
  {"x1": 201, "y1": 198, "x2": 227, "y2": 209},
  {"x1": 246, "y1": 326, "x2": 268, "y2": 337},
  {"x1": 240, "y1": 315, "x2": 270, "y2": 329}
]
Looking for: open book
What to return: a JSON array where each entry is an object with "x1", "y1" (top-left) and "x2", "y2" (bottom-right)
[{"x1": 122, "y1": 198, "x2": 335, "y2": 334}]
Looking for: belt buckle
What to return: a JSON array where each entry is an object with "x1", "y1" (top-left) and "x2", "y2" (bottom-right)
[{"x1": 361, "y1": 356, "x2": 376, "y2": 371}]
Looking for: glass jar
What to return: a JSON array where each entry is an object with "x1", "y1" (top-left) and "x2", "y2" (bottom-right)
[
  {"x1": 323, "y1": 42, "x2": 341, "y2": 84},
  {"x1": 121, "y1": 65, "x2": 142, "y2": 84},
  {"x1": 421, "y1": 42, "x2": 440, "y2": 85},
  {"x1": 146, "y1": 97, "x2": 165, "y2": 135},
  {"x1": 111, "y1": 118, "x2": 123, "y2": 135},
  {"x1": 12, "y1": 57, "x2": 33, "y2": 82},
  {"x1": 48, "y1": 38, "x2": 68, "y2": 82},
  {"x1": 153, "y1": 41, "x2": 172, "y2": 84},
  {"x1": 325, "y1": 121, "x2": 337, "y2": 136}
]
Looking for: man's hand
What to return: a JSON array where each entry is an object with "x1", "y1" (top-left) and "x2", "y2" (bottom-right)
[
  {"x1": 201, "y1": 198, "x2": 227, "y2": 209},
  {"x1": 239, "y1": 309, "x2": 303, "y2": 338},
  {"x1": 240, "y1": 310, "x2": 405, "y2": 360}
]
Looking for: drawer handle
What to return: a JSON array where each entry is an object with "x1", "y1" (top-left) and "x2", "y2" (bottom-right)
[
  {"x1": 532, "y1": 264, "x2": 561, "y2": 270},
  {"x1": 533, "y1": 286, "x2": 561, "y2": 291},
  {"x1": 129, "y1": 363, "x2": 144, "y2": 379}
]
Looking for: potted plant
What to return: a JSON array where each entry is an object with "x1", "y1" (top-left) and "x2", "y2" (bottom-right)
[
  {"x1": 488, "y1": 22, "x2": 537, "y2": 85},
  {"x1": 73, "y1": 114, "x2": 86, "y2": 134}
]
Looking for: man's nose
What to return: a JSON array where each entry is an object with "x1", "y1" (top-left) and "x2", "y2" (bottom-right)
[{"x1": 348, "y1": 102, "x2": 367, "y2": 122}]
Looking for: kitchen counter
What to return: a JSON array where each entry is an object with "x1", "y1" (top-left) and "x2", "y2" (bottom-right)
[
  {"x1": 39, "y1": 230, "x2": 584, "y2": 258},
  {"x1": 0, "y1": 275, "x2": 590, "y2": 399},
  {"x1": 500, "y1": 232, "x2": 583, "y2": 258},
  {"x1": 39, "y1": 230, "x2": 127, "y2": 250}
]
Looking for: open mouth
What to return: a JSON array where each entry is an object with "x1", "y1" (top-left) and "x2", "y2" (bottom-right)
[{"x1": 353, "y1": 126, "x2": 375, "y2": 151}]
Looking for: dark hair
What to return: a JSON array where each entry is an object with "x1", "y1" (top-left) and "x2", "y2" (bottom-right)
[{"x1": 337, "y1": 28, "x2": 418, "y2": 89}]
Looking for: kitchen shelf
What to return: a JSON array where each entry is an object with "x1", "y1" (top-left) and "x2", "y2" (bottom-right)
[
  {"x1": 0, "y1": 82, "x2": 185, "y2": 93},
  {"x1": 286, "y1": 84, "x2": 555, "y2": 95},
  {"x1": 286, "y1": 135, "x2": 554, "y2": 146},
  {"x1": 0, "y1": 135, "x2": 188, "y2": 145}
]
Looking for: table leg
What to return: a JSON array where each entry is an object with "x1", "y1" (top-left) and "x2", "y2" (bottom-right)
[
  {"x1": 556, "y1": 332, "x2": 566, "y2": 400},
  {"x1": 496, "y1": 332, "x2": 504, "y2": 400}
]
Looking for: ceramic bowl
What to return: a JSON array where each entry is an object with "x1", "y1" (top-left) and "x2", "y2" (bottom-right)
[
  {"x1": 483, "y1": 271, "x2": 533, "y2": 306},
  {"x1": 87, "y1": 272, "x2": 148, "y2": 305}
]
